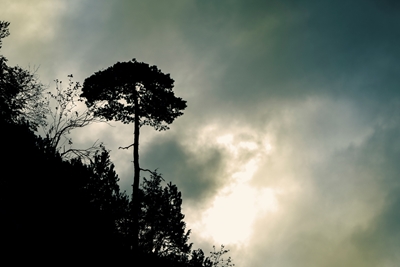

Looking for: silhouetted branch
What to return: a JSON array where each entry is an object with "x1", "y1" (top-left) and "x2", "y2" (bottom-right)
[
  {"x1": 119, "y1": 143, "x2": 134, "y2": 150},
  {"x1": 43, "y1": 75, "x2": 107, "y2": 162},
  {"x1": 140, "y1": 168, "x2": 164, "y2": 181},
  {"x1": 61, "y1": 140, "x2": 104, "y2": 164},
  {"x1": 208, "y1": 245, "x2": 235, "y2": 267}
]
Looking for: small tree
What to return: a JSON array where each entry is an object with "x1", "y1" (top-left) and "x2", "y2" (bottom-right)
[
  {"x1": 132, "y1": 173, "x2": 235, "y2": 267},
  {"x1": 80, "y1": 58, "x2": 187, "y2": 252},
  {"x1": 139, "y1": 172, "x2": 192, "y2": 257},
  {"x1": 207, "y1": 245, "x2": 235, "y2": 267},
  {"x1": 43, "y1": 75, "x2": 105, "y2": 162},
  {"x1": 187, "y1": 246, "x2": 235, "y2": 267}
]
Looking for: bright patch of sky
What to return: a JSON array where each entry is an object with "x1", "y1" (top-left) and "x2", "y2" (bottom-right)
[{"x1": 195, "y1": 132, "x2": 278, "y2": 245}]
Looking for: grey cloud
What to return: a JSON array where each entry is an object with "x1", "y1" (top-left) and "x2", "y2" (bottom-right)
[
  {"x1": 140, "y1": 133, "x2": 230, "y2": 207},
  {"x1": 242, "y1": 102, "x2": 400, "y2": 266},
  {"x1": 345, "y1": 121, "x2": 400, "y2": 264},
  {"x1": 350, "y1": 196, "x2": 400, "y2": 265},
  {"x1": 178, "y1": 0, "x2": 400, "y2": 112}
]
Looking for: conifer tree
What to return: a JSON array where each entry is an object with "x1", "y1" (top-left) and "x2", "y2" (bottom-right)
[{"x1": 80, "y1": 59, "x2": 187, "y2": 253}]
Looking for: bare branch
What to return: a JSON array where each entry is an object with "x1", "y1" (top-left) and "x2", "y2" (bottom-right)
[
  {"x1": 119, "y1": 143, "x2": 134, "y2": 150},
  {"x1": 140, "y1": 168, "x2": 164, "y2": 181},
  {"x1": 42, "y1": 76, "x2": 107, "y2": 162},
  {"x1": 61, "y1": 140, "x2": 104, "y2": 164}
]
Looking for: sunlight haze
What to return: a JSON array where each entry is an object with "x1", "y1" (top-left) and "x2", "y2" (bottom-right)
[{"x1": 2, "y1": 0, "x2": 400, "y2": 266}]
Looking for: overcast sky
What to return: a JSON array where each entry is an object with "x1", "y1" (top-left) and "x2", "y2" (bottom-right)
[{"x1": 2, "y1": 1, "x2": 400, "y2": 266}]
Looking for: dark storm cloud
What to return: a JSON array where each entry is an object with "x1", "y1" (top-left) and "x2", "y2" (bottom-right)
[
  {"x1": 5, "y1": 0, "x2": 400, "y2": 106},
  {"x1": 172, "y1": 0, "x2": 400, "y2": 118},
  {"x1": 140, "y1": 133, "x2": 229, "y2": 206},
  {"x1": 8, "y1": 0, "x2": 399, "y2": 125},
  {"x1": 52, "y1": 0, "x2": 194, "y2": 81}
]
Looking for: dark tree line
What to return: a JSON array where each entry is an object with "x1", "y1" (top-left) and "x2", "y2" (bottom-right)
[{"x1": 0, "y1": 21, "x2": 234, "y2": 266}]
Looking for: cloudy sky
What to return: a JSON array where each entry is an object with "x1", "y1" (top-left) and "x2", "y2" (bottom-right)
[{"x1": 2, "y1": 0, "x2": 400, "y2": 266}]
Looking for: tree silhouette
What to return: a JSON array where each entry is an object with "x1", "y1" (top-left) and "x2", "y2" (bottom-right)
[
  {"x1": 44, "y1": 75, "x2": 106, "y2": 162},
  {"x1": 0, "y1": 21, "x2": 9, "y2": 48},
  {"x1": 0, "y1": 21, "x2": 48, "y2": 129},
  {"x1": 80, "y1": 58, "x2": 187, "y2": 253},
  {"x1": 138, "y1": 172, "x2": 192, "y2": 257},
  {"x1": 130, "y1": 172, "x2": 234, "y2": 267}
]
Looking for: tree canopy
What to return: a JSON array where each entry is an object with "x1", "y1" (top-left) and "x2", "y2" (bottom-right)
[{"x1": 81, "y1": 59, "x2": 187, "y2": 130}]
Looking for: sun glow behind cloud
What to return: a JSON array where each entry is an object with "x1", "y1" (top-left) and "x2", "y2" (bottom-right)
[
  {"x1": 4, "y1": 1, "x2": 400, "y2": 265},
  {"x1": 194, "y1": 132, "x2": 279, "y2": 245}
]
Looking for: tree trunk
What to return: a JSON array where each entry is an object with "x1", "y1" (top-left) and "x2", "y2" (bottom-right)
[{"x1": 132, "y1": 94, "x2": 140, "y2": 257}]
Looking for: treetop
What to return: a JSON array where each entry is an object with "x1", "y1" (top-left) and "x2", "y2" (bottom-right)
[
  {"x1": 81, "y1": 58, "x2": 187, "y2": 130},
  {"x1": 0, "y1": 21, "x2": 10, "y2": 49}
]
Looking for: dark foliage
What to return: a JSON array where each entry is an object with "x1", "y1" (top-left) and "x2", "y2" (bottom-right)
[
  {"x1": 138, "y1": 172, "x2": 192, "y2": 256},
  {"x1": 0, "y1": 21, "x2": 47, "y2": 130},
  {"x1": 81, "y1": 58, "x2": 187, "y2": 130},
  {"x1": 0, "y1": 121, "x2": 127, "y2": 264}
]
